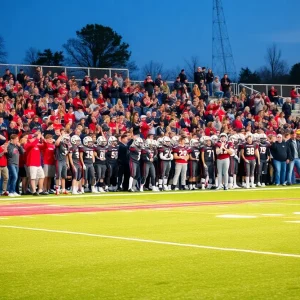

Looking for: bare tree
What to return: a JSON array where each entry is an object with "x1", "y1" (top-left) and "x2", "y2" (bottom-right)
[
  {"x1": 23, "y1": 47, "x2": 39, "y2": 65},
  {"x1": 264, "y1": 44, "x2": 289, "y2": 81},
  {"x1": 0, "y1": 36, "x2": 7, "y2": 63},
  {"x1": 184, "y1": 56, "x2": 201, "y2": 82},
  {"x1": 141, "y1": 60, "x2": 164, "y2": 79}
]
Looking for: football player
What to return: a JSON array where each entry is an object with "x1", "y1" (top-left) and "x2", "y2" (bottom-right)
[
  {"x1": 188, "y1": 138, "x2": 200, "y2": 190},
  {"x1": 106, "y1": 136, "x2": 119, "y2": 192},
  {"x1": 128, "y1": 137, "x2": 143, "y2": 192},
  {"x1": 55, "y1": 133, "x2": 71, "y2": 194},
  {"x1": 94, "y1": 136, "x2": 108, "y2": 192},
  {"x1": 68, "y1": 135, "x2": 82, "y2": 195},
  {"x1": 80, "y1": 136, "x2": 97, "y2": 193},
  {"x1": 158, "y1": 136, "x2": 173, "y2": 191},
  {"x1": 141, "y1": 139, "x2": 158, "y2": 192},
  {"x1": 257, "y1": 133, "x2": 270, "y2": 187},
  {"x1": 240, "y1": 133, "x2": 260, "y2": 188}
]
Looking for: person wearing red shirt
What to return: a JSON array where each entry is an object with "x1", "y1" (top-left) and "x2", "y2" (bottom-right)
[
  {"x1": 204, "y1": 122, "x2": 217, "y2": 136},
  {"x1": 0, "y1": 143, "x2": 9, "y2": 195},
  {"x1": 215, "y1": 133, "x2": 233, "y2": 190},
  {"x1": 290, "y1": 87, "x2": 300, "y2": 103},
  {"x1": 24, "y1": 133, "x2": 46, "y2": 195},
  {"x1": 24, "y1": 103, "x2": 36, "y2": 120},
  {"x1": 57, "y1": 71, "x2": 68, "y2": 82},
  {"x1": 140, "y1": 115, "x2": 151, "y2": 139},
  {"x1": 41, "y1": 134, "x2": 56, "y2": 193},
  {"x1": 73, "y1": 94, "x2": 83, "y2": 109},
  {"x1": 232, "y1": 115, "x2": 244, "y2": 130},
  {"x1": 171, "y1": 137, "x2": 191, "y2": 190},
  {"x1": 64, "y1": 107, "x2": 76, "y2": 125},
  {"x1": 53, "y1": 118, "x2": 63, "y2": 131}
]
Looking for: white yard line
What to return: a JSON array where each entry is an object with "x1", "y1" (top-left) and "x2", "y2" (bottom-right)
[
  {"x1": 0, "y1": 225, "x2": 300, "y2": 259},
  {"x1": 0, "y1": 217, "x2": 9, "y2": 220},
  {"x1": 0, "y1": 186, "x2": 300, "y2": 201}
]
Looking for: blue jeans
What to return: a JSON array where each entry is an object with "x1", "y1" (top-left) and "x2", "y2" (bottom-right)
[
  {"x1": 287, "y1": 158, "x2": 300, "y2": 184},
  {"x1": 111, "y1": 98, "x2": 117, "y2": 106},
  {"x1": 214, "y1": 91, "x2": 224, "y2": 98},
  {"x1": 207, "y1": 82, "x2": 212, "y2": 96},
  {"x1": 8, "y1": 165, "x2": 18, "y2": 194},
  {"x1": 273, "y1": 159, "x2": 287, "y2": 184}
]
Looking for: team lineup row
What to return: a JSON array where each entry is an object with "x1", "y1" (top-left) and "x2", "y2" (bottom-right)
[{"x1": 47, "y1": 132, "x2": 276, "y2": 194}]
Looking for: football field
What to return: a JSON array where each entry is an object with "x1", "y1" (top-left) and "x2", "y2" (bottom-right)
[{"x1": 1, "y1": 187, "x2": 300, "y2": 299}]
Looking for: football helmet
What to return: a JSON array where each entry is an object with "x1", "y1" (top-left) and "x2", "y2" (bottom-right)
[
  {"x1": 70, "y1": 135, "x2": 81, "y2": 145},
  {"x1": 162, "y1": 136, "x2": 171, "y2": 147},
  {"x1": 190, "y1": 138, "x2": 200, "y2": 147},
  {"x1": 134, "y1": 137, "x2": 144, "y2": 148},
  {"x1": 83, "y1": 136, "x2": 93, "y2": 147},
  {"x1": 97, "y1": 136, "x2": 107, "y2": 146},
  {"x1": 108, "y1": 136, "x2": 118, "y2": 147}
]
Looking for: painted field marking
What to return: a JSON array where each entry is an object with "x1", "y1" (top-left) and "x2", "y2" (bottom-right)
[
  {"x1": 0, "y1": 186, "x2": 300, "y2": 201},
  {"x1": 262, "y1": 214, "x2": 284, "y2": 217},
  {"x1": 293, "y1": 212, "x2": 300, "y2": 215},
  {"x1": 79, "y1": 212, "x2": 97, "y2": 215},
  {"x1": 0, "y1": 217, "x2": 8, "y2": 220},
  {"x1": 19, "y1": 216, "x2": 35, "y2": 218},
  {"x1": 285, "y1": 220, "x2": 300, "y2": 223},
  {"x1": 217, "y1": 214, "x2": 257, "y2": 219},
  {"x1": 0, "y1": 225, "x2": 300, "y2": 259}
]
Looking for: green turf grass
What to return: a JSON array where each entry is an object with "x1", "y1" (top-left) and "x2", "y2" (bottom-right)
[{"x1": 0, "y1": 188, "x2": 300, "y2": 299}]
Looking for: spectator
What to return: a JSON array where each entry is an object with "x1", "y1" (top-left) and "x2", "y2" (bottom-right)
[
  {"x1": 194, "y1": 67, "x2": 205, "y2": 87},
  {"x1": 7, "y1": 134, "x2": 24, "y2": 196},
  {"x1": 290, "y1": 87, "x2": 300, "y2": 104},
  {"x1": 17, "y1": 69, "x2": 26, "y2": 86},
  {"x1": 179, "y1": 69, "x2": 187, "y2": 83},
  {"x1": 0, "y1": 142, "x2": 9, "y2": 195},
  {"x1": 155, "y1": 74, "x2": 163, "y2": 87},
  {"x1": 144, "y1": 75, "x2": 155, "y2": 96},
  {"x1": 270, "y1": 134, "x2": 291, "y2": 185},
  {"x1": 254, "y1": 94, "x2": 264, "y2": 115},
  {"x1": 221, "y1": 74, "x2": 231, "y2": 98},
  {"x1": 268, "y1": 86, "x2": 283, "y2": 107},
  {"x1": 213, "y1": 77, "x2": 224, "y2": 98},
  {"x1": 206, "y1": 69, "x2": 214, "y2": 96},
  {"x1": 286, "y1": 130, "x2": 300, "y2": 185},
  {"x1": 282, "y1": 98, "x2": 293, "y2": 118}
]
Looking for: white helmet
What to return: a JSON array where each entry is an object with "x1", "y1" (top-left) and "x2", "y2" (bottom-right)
[
  {"x1": 190, "y1": 138, "x2": 199, "y2": 147},
  {"x1": 211, "y1": 135, "x2": 218, "y2": 144},
  {"x1": 71, "y1": 135, "x2": 81, "y2": 145},
  {"x1": 97, "y1": 136, "x2": 107, "y2": 146},
  {"x1": 134, "y1": 137, "x2": 144, "y2": 148},
  {"x1": 62, "y1": 134, "x2": 70, "y2": 144},
  {"x1": 171, "y1": 135, "x2": 180, "y2": 146},
  {"x1": 204, "y1": 136, "x2": 212, "y2": 144},
  {"x1": 162, "y1": 136, "x2": 171, "y2": 147},
  {"x1": 83, "y1": 136, "x2": 93, "y2": 147},
  {"x1": 253, "y1": 133, "x2": 260, "y2": 141},
  {"x1": 238, "y1": 134, "x2": 245, "y2": 143},
  {"x1": 157, "y1": 137, "x2": 163, "y2": 147},
  {"x1": 260, "y1": 133, "x2": 267, "y2": 143},
  {"x1": 220, "y1": 133, "x2": 228, "y2": 140},
  {"x1": 108, "y1": 136, "x2": 118, "y2": 147},
  {"x1": 152, "y1": 140, "x2": 158, "y2": 148},
  {"x1": 184, "y1": 138, "x2": 190, "y2": 146},
  {"x1": 246, "y1": 132, "x2": 253, "y2": 139}
]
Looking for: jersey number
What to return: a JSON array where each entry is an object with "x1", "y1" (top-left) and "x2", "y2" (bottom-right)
[
  {"x1": 179, "y1": 150, "x2": 187, "y2": 157},
  {"x1": 111, "y1": 151, "x2": 118, "y2": 159},
  {"x1": 86, "y1": 151, "x2": 93, "y2": 159},
  {"x1": 246, "y1": 148, "x2": 255, "y2": 155},
  {"x1": 260, "y1": 147, "x2": 266, "y2": 154}
]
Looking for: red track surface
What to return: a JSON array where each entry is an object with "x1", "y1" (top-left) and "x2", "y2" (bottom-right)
[{"x1": 0, "y1": 198, "x2": 299, "y2": 216}]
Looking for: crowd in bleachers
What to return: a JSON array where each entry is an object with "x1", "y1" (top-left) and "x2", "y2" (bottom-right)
[{"x1": 0, "y1": 66, "x2": 299, "y2": 196}]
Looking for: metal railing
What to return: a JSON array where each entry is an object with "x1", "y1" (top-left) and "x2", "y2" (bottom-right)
[
  {"x1": 238, "y1": 83, "x2": 300, "y2": 98},
  {"x1": 0, "y1": 63, "x2": 129, "y2": 81}
]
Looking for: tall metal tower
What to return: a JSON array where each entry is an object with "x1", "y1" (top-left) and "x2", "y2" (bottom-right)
[{"x1": 212, "y1": 0, "x2": 237, "y2": 80}]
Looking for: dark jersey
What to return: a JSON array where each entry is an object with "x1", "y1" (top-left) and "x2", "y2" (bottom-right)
[
  {"x1": 80, "y1": 145, "x2": 95, "y2": 164},
  {"x1": 95, "y1": 145, "x2": 108, "y2": 165},
  {"x1": 190, "y1": 146, "x2": 200, "y2": 160},
  {"x1": 201, "y1": 145, "x2": 215, "y2": 162},
  {"x1": 55, "y1": 142, "x2": 70, "y2": 162},
  {"x1": 129, "y1": 145, "x2": 141, "y2": 163},
  {"x1": 259, "y1": 142, "x2": 270, "y2": 161},
  {"x1": 106, "y1": 145, "x2": 119, "y2": 164},
  {"x1": 141, "y1": 148, "x2": 156, "y2": 163},
  {"x1": 158, "y1": 146, "x2": 172, "y2": 160},
  {"x1": 69, "y1": 145, "x2": 80, "y2": 165},
  {"x1": 241, "y1": 142, "x2": 258, "y2": 160}
]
